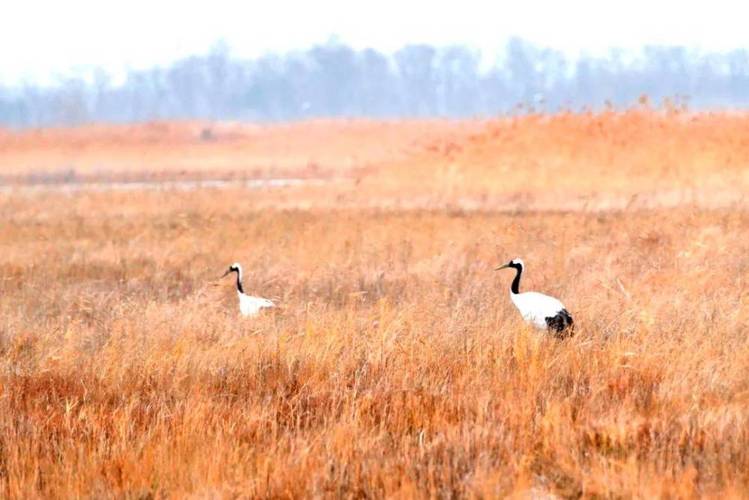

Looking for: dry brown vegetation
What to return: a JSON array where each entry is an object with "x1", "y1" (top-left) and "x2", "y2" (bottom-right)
[
  {"x1": 0, "y1": 120, "x2": 479, "y2": 183},
  {"x1": 1, "y1": 111, "x2": 749, "y2": 498}
]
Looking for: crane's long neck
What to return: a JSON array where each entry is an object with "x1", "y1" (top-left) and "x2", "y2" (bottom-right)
[
  {"x1": 234, "y1": 269, "x2": 244, "y2": 294},
  {"x1": 510, "y1": 265, "x2": 522, "y2": 294}
]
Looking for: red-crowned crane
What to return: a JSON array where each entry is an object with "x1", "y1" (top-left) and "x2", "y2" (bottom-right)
[
  {"x1": 496, "y1": 258, "x2": 573, "y2": 337},
  {"x1": 221, "y1": 262, "x2": 275, "y2": 317}
]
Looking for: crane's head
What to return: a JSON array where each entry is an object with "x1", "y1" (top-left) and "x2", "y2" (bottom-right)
[
  {"x1": 221, "y1": 262, "x2": 243, "y2": 278},
  {"x1": 495, "y1": 258, "x2": 524, "y2": 271}
]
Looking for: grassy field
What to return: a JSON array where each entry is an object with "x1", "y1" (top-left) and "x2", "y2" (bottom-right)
[{"x1": 1, "y1": 110, "x2": 749, "y2": 497}]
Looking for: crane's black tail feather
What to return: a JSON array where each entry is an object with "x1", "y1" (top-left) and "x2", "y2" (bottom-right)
[{"x1": 545, "y1": 309, "x2": 574, "y2": 339}]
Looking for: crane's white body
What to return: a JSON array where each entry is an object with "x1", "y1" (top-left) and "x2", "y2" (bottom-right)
[
  {"x1": 510, "y1": 291, "x2": 566, "y2": 330},
  {"x1": 237, "y1": 292, "x2": 274, "y2": 317},
  {"x1": 223, "y1": 262, "x2": 274, "y2": 317},
  {"x1": 497, "y1": 258, "x2": 573, "y2": 335}
]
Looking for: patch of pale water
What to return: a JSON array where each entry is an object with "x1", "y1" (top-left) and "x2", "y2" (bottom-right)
[
  {"x1": 0, "y1": 177, "x2": 332, "y2": 194},
  {"x1": 0, "y1": 178, "x2": 744, "y2": 213}
]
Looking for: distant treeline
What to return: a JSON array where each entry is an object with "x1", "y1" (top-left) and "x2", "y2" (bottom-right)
[{"x1": 2, "y1": 38, "x2": 749, "y2": 127}]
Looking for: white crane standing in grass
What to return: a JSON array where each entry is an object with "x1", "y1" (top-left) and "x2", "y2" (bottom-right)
[
  {"x1": 221, "y1": 262, "x2": 275, "y2": 316},
  {"x1": 495, "y1": 258, "x2": 574, "y2": 337}
]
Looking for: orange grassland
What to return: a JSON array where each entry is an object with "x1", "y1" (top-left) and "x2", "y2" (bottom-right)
[{"x1": 1, "y1": 110, "x2": 749, "y2": 498}]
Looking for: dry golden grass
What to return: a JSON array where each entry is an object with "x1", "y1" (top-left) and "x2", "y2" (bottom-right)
[
  {"x1": 371, "y1": 110, "x2": 749, "y2": 210},
  {"x1": 0, "y1": 119, "x2": 478, "y2": 182},
  {"x1": 2, "y1": 111, "x2": 749, "y2": 497}
]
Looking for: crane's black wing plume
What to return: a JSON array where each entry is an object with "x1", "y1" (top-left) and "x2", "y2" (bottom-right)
[{"x1": 545, "y1": 309, "x2": 574, "y2": 338}]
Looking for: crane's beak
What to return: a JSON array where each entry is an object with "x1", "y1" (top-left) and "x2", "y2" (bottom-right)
[
  {"x1": 219, "y1": 269, "x2": 231, "y2": 279},
  {"x1": 495, "y1": 263, "x2": 510, "y2": 271}
]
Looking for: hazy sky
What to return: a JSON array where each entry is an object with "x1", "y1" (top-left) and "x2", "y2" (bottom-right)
[{"x1": 2, "y1": 0, "x2": 747, "y2": 84}]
